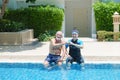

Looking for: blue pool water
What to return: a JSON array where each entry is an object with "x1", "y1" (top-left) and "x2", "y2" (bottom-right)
[{"x1": 0, "y1": 63, "x2": 120, "y2": 80}]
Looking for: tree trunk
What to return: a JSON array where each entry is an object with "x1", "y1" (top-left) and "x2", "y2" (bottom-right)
[
  {"x1": 0, "y1": 0, "x2": 36, "y2": 19},
  {"x1": 0, "y1": 0, "x2": 9, "y2": 19}
]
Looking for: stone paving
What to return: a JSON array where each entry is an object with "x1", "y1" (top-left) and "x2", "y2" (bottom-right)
[{"x1": 0, "y1": 37, "x2": 120, "y2": 63}]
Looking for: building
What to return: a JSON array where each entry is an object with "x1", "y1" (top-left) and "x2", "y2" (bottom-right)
[{"x1": 1, "y1": 0, "x2": 119, "y2": 38}]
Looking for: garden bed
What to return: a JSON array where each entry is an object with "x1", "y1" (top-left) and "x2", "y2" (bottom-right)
[{"x1": 0, "y1": 29, "x2": 33, "y2": 45}]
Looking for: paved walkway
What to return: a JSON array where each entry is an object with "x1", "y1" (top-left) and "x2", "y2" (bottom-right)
[{"x1": 0, "y1": 37, "x2": 120, "y2": 63}]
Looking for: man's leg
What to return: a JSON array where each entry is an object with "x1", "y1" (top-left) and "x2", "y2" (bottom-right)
[
  {"x1": 80, "y1": 56, "x2": 84, "y2": 63},
  {"x1": 44, "y1": 60, "x2": 49, "y2": 68},
  {"x1": 66, "y1": 56, "x2": 73, "y2": 69},
  {"x1": 54, "y1": 55, "x2": 62, "y2": 66},
  {"x1": 66, "y1": 56, "x2": 73, "y2": 62},
  {"x1": 76, "y1": 56, "x2": 85, "y2": 69},
  {"x1": 44, "y1": 54, "x2": 53, "y2": 68},
  {"x1": 76, "y1": 56, "x2": 84, "y2": 64}
]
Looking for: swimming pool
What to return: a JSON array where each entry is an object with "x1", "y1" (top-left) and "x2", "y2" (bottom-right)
[{"x1": 0, "y1": 63, "x2": 120, "y2": 80}]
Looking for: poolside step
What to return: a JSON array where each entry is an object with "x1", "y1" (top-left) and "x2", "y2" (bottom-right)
[{"x1": 0, "y1": 54, "x2": 120, "y2": 63}]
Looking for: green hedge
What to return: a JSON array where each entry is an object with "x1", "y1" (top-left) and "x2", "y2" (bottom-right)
[
  {"x1": 97, "y1": 31, "x2": 120, "y2": 41},
  {"x1": 4, "y1": 5, "x2": 64, "y2": 37},
  {"x1": 93, "y1": 2, "x2": 120, "y2": 31},
  {"x1": 0, "y1": 19, "x2": 25, "y2": 32}
]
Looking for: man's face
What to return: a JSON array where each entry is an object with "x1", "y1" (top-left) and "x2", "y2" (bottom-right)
[
  {"x1": 72, "y1": 33, "x2": 78, "y2": 40},
  {"x1": 56, "y1": 33, "x2": 63, "y2": 41}
]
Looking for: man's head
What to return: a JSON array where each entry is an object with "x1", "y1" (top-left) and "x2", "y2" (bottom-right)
[
  {"x1": 72, "y1": 31, "x2": 79, "y2": 40},
  {"x1": 55, "y1": 31, "x2": 63, "y2": 41}
]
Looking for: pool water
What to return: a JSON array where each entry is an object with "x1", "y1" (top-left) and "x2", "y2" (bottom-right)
[{"x1": 0, "y1": 63, "x2": 120, "y2": 80}]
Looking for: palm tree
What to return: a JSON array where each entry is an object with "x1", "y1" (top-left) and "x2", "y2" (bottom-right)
[{"x1": 0, "y1": 0, "x2": 36, "y2": 19}]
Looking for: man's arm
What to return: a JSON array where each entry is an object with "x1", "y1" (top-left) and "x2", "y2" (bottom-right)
[
  {"x1": 51, "y1": 39, "x2": 66, "y2": 47},
  {"x1": 59, "y1": 45, "x2": 66, "y2": 61},
  {"x1": 67, "y1": 39, "x2": 83, "y2": 49}
]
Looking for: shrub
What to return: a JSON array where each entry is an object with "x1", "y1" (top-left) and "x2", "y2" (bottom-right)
[
  {"x1": 113, "y1": 32, "x2": 120, "y2": 41},
  {"x1": 97, "y1": 30, "x2": 120, "y2": 41},
  {"x1": 0, "y1": 19, "x2": 25, "y2": 32},
  {"x1": 37, "y1": 30, "x2": 55, "y2": 41},
  {"x1": 4, "y1": 5, "x2": 64, "y2": 37},
  {"x1": 97, "y1": 31, "x2": 106, "y2": 41},
  {"x1": 93, "y1": 2, "x2": 120, "y2": 31},
  {"x1": 105, "y1": 31, "x2": 113, "y2": 41}
]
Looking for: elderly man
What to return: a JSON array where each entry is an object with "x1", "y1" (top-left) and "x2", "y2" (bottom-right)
[{"x1": 44, "y1": 31, "x2": 66, "y2": 68}]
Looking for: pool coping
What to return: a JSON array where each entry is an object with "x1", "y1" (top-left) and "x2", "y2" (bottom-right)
[
  {"x1": 0, "y1": 61, "x2": 120, "y2": 64},
  {"x1": 0, "y1": 55, "x2": 120, "y2": 63},
  {"x1": 0, "y1": 57, "x2": 120, "y2": 63}
]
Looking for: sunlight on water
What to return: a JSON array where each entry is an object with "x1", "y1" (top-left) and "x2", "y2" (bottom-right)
[{"x1": 0, "y1": 63, "x2": 120, "y2": 80}]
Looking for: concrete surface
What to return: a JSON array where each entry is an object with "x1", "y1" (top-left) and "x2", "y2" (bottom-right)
[{"x1": 0, "y1": 37, "x2": 120, "y2": 63}]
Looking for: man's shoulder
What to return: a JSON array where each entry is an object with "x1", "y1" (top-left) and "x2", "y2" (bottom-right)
[
  {"x1": 51, "y1": 38, "x2": 54, "y2": 41},
  {"x1": 77, "y1": 39, "x2": 82, "y2": 41},
  {"x1": 50, "y1": 38, "x2": 56, "y2": 42},
  {"x1": 77, "y1": 39, "x2": 83, "y2": 43}
]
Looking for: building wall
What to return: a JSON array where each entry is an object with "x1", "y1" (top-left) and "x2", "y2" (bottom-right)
[
  {"x1": 65, "y1": 0, "x2": 94, "y2": 37},
  {"x1": 0, "y1": 0, "x2": 96, "y2": 37},
  {"x1": 3, "y1": 0, "x2": 64, "y2": 9}
]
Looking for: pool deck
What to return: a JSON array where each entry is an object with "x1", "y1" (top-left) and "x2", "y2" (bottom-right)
[{"x1": 0, "y1": 37, "x2": 120, "y2": 63}]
